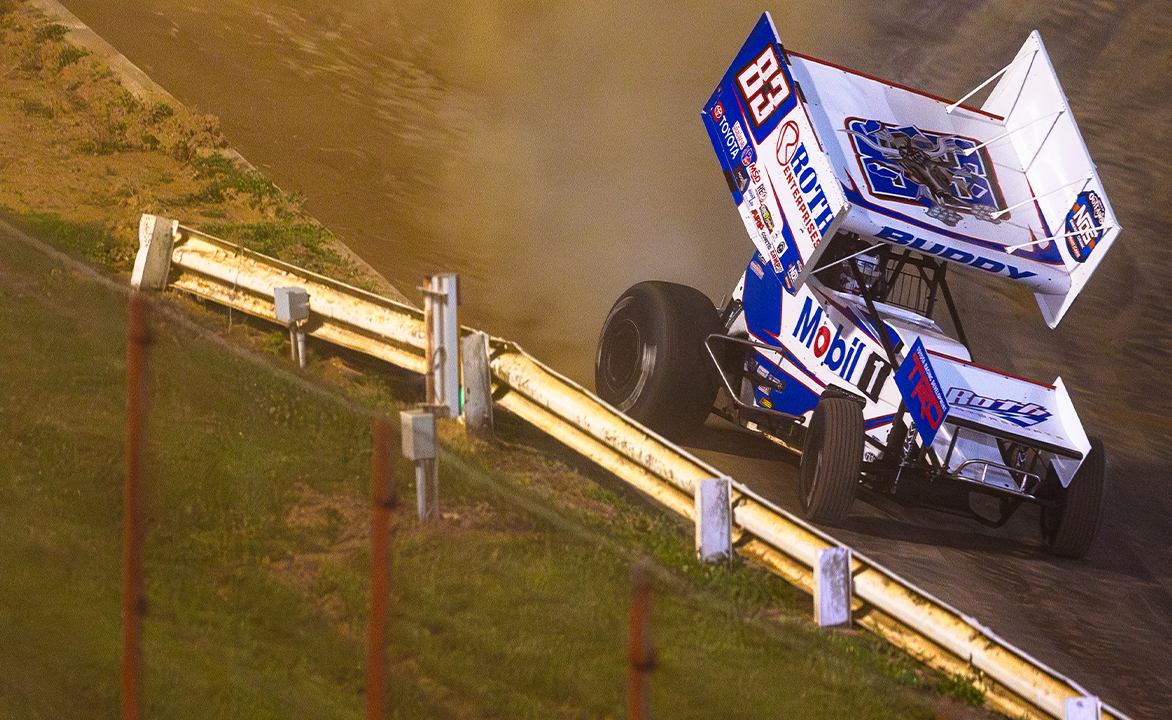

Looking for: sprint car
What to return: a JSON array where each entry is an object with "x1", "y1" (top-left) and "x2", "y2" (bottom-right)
[{"x1": 595, "y1": 14, "x2": 1118, "y2": 558}]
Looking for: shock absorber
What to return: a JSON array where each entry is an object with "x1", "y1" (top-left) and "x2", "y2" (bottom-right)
[{"x1": 883, "y1": 403, "x2": 914, "y2": 493}]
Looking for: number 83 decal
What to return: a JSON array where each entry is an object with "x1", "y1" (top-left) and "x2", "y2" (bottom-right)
[{"x1": 737, "y1": 46, "x2": 789, "y2": 126}]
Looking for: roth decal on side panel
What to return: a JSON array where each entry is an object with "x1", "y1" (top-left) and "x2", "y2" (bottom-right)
[{"x1": 945, "y1": 388, "x2": 1053, "y2": 428}]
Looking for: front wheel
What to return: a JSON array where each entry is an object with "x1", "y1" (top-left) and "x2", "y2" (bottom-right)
[
  {"x1": 1041, "y1": 437, "x2": 1106, "y2": 559},
  {"x1": 798, "y1": 397, "x2": 864, "y2": 525},
  {"x1": 595, "y1": 281, "x2": 721, "y2": 441}
]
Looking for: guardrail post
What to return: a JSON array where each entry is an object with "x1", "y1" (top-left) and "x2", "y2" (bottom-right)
[
  {"x1": 814, "y1": 547, "x2": 851, "y2": 627},
  {"x1": 274, "y1": 287, "x2": 310, "y2": 369},
  {"x1": 422, "y1": 274, "x2": 460, "y2": 418},
  {"x1": 1066, "y1": 697, "x2": 1101, "y2": 720},
  {"x1": 461, "y1": 331, "x2": 494, "y2": 440},
  {"x1": 401, "y1": 408, "x2": 439, "y2": 521},
  {"x1": 130, "y1": 214, "x2": 177, "y2": 290},
  {"x1": 695, "y1": 477, "x2": 731, "y2": 564}
]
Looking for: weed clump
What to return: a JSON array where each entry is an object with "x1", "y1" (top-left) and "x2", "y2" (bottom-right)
[
  {"x1": 33, "y1": 23, "x2": 67, "y2": 44},
  {"x1": 939, "y1": 672, "x2": 988, "y2": 706}
]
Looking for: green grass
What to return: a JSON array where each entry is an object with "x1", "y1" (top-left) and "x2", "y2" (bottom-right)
[
  {"x1": 1, "y1": 6, "x2": 376, "y2": 295},
  {"x1": 11, "y1": 211, "x2": 134, "y2": 270},
  {"x1": 198, "y1": 221, "x2": 351, "y2": 277},
  {"x1": 186, "y1": 154, "x2": 283, "y2": 207},
  {"x1": 0, "y1": 229, "x2": 985, "y2": 717}
]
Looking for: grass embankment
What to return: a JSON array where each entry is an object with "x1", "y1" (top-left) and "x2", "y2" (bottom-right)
[
  {"x1": 0, "y1": 2, "x2": 994, "y2": 718},
  {"x1": 1, "y1": 233, "x2": 982, "y2": 719}
]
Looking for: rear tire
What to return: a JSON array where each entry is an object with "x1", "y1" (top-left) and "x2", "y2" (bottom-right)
[
  {"x1": 595, "y1": 281, "x2": 721, "y2": 441},
  {"x1": 798, "y1": 397, "x2": 864, "y2": 525},
  {"x1": 1042, "y1": 437, "x2": 1106, "y2": 559}
]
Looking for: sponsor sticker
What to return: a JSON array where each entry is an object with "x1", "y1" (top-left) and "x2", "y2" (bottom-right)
[
  {"x1": 1064, "y1": 190, "x2": 1107, "y2": 263},
  {"x1": 761, "y1": 205, "x2": 775, "y2": 232},
  {"x1": 773, "y1": 119, "x2": 837, "y2": 255},
  {"x1": 731, "y1": 164, "x2": 750, "y2": 193},
  {"x1": 894, "y1": 338, "x2": 949, "y2": 445},
  {"x1": 732, "y1": 121, "x2": 748, "y2": 150},
  {"x1": 846, "y1": 118, "x2": 1006, "y2": 227},
  {"x1": 876, "y1": 227, "x2": 1038, "y2": 282},
  {"x1": 945, "y1": 388, "x2": 1052, "y2": 428}
]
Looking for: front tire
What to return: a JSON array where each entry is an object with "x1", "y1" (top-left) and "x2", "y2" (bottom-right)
[
  {"x1": 595, "y1": 281, "x2": 720, "y2": 441},
  {"x1": 1042, "y1": 437, "x2": 1106, "y2": 559},
  {"x1": 799, "y1": 397, "x2": 864, "y2": 525}
]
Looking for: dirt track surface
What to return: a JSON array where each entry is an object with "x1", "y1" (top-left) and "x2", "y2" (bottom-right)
[
  {"x1": 690, "y1": 423, "x2": 1172, "y2": 719},
  {"x1": 52, "y1": 1, "x2": 1172, "y2": 717}
]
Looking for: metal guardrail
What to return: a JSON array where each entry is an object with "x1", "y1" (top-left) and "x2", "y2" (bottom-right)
[{"x1": 133, "y1": 215, "x2": 1130, "y2": 720}]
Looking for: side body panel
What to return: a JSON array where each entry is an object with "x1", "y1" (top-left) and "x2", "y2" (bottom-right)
[
  {"x1": 738, "y1": 255, "x2": 928, "y2": 454},
  {"x1": 702, "y1": 13, "x2": 850, "y2": 294}
]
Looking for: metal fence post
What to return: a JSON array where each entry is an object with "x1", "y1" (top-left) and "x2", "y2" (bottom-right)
[
  {"x1": 461, "y1": 331, "x2": 494, "y2": 440},
  {"x1": 130, "y1": 214, "x2": 177, "y2": 290},
  {"x1": 1066, "y1": 697, "x2": 1101, "y2": 720},
  {"x1": 122, "y1": 293, "x2": 150, "y2": 720},
  {"x1": 627, "y1": 560, "x2": 655, "y2": 720}
]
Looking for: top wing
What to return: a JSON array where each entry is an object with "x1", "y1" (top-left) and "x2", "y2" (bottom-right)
[{"x1": 705, "y1": 18, "x2": 1119, "y2": 327}]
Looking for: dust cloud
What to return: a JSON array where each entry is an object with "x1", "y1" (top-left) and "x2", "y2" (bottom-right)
[{"x1": 59, "y1": 0, "x2": 870, "y2": 383}]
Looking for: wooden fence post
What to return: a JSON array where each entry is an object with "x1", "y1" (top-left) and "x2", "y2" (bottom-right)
[
  {"x1": 627, "y1": 560, "x2": 655, "y2": 720},
  {"x1": 367, "y1": 416, "x2": 398, "y2": 719},
  {"x1": 122, "y1": 293, "x2": 150, "y2": 720}
]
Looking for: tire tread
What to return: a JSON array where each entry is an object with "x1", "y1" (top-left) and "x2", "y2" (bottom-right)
[
  {"x1": 800, "y1": 397, "x2": 864, "y2": 524},
  {"x1": 1047, "y1": 437, "x2": 1106, "y2": 558}
]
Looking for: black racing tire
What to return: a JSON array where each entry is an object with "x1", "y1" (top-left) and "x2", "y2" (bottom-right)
[
  {"x1": 798, "y1": 397, "x2": 864, "y2": 525},
  {"x1": 1042, "y1": 437, "x2": 1106, "y2": 559},
  {"x1": 594, "y1": 281, "x2": 721, "y2": 441}
]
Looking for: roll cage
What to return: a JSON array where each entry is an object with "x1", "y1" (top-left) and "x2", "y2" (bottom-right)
[{"x1": 813, "y1": 234, "x2": 970, "y2": 351}]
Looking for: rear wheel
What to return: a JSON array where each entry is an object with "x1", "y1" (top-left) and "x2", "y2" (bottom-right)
[
  {"x1": 799, "y1": 397, "x2": 864, "y2": 525},
  {"x1": 595, "y1": 281, "x2": 721, "y2": 441},
  {"x1": 1042, "y1": 437, "x2": 1106, "y2": 559}
]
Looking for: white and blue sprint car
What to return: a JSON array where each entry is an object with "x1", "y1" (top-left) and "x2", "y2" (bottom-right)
[{"x1": 595, "y1": 14, "x2": 1118, "y2": 558}]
